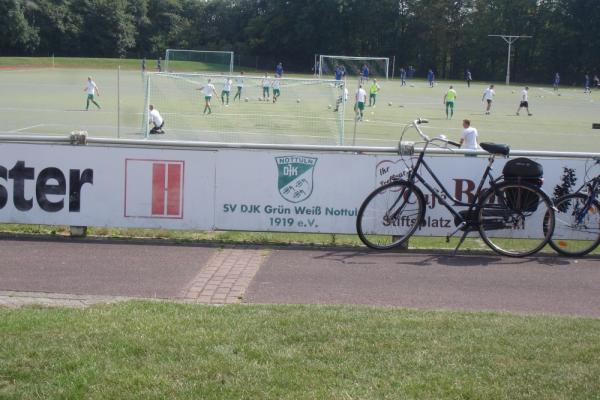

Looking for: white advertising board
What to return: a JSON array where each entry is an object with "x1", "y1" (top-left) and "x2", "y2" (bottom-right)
[
  {"x1": 0, "y1": 142, "x2": 596, "y2": 238},
  {"x1": 0, "y1": 143, "x2": 216, "y2": 230}
]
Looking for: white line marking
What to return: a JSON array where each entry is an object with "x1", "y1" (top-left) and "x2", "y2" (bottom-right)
[{"x1": 10, "y1": 124, "x2": 45, "y2": 133}]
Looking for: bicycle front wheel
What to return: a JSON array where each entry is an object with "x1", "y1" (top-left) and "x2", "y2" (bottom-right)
[
  {"x1": 356, "y1": 181, "x2": 425, "y2": 250},
  {"x1": 550, "y1": 193, "x2": 600, "y2": 257},
  {"x1": 478, "y1": 182, "x2": 555, "y2": 257}
]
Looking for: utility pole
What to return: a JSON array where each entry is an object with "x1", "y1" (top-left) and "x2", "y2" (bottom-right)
[{"x1": 489, "y1": 35, "x2": 532, "y2": 85}]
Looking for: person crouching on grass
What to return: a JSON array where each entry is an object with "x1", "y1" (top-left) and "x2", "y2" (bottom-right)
[
  {"x1": 148, "y1": 105, "x2": 165, "y2": 134},
  {"x1": 197, "y1": 79, "x2": 217, "y2": 115},
  {"x1": 84, "y1": 76, "x2": 101, "y2": 111}
]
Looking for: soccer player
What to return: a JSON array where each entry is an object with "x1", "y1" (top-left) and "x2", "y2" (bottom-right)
[
  {"x1": 361, "y1": 64, "x2": 369, "y2": 83},
  {"x1": 443, "y1": 85, "x2": 457, "y2": 119},
  {"x1": 465, "y1": 69, "x2": 472, "y2": 88},
  {"x1": 197, "y1": 79, "x2": 217, "y2": 115},
  {"x1": 427, "y1": 69, "x2": 435, "y2": 87},
  {"x1": 83, "y1": 76, "x2": 101, "y2": 111},
  {"x1": 584, "y1": 74, "x2": 591, "y2": 94},
  {"x1": 262, "y1": 73, "x2": 271, "y2": 100},
  {"x1": 141, "y1": 58, "x2": 146, "y2": 73},
  {"x1": 157, "y1": 57, "x2": 162, "y2": 72},
  {"x1": 334, "y1": 83, "x2": 348, "y2": 112},
  {"x1": 334, "y1": 65, "x2": 343, "y2": 82},
  {"x1": 355, "y1": 84, "x2": 367, "y2": 121},
  {"x1": 368, "y1": 79, "x2": 380, "y2": 107},
  {"x1": 482, "y1": 84, "x2": 495, "y2": 115},
  {"x1": 233, "y1": 72, "x2": 244, "y2": 102},
  {"x1": 272, "y1": 77, "x2": 281, "y2": 103},
  {"x1": 553, "y1": 72, "x2": 560, "y2": 91},
  {"x1": 148, "y1": 105, "x2": 165, "y2": 134},
  {"x1": 399, "y1": 67, "x2": 406, "y2": 86},
  {"x1": 460, "y1": 119, "x2": 479, "y2": 150},
  {"x1": 221, "y1": 77, "x2": 232, "y2": 106},
  {"x1": 594, "y1": 75, "x2": 600, "y2": 89},
  {"x1": 516, "y1": 86, "x2": 532, "y2": 116},
  {"x1": 275, "y1": 62, "x2": 283, "y2": 78}
]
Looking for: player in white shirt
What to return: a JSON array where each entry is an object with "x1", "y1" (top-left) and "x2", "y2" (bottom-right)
[
  {"x1": 516, "y1": 86, "x2": 532, "y2": 116},
  {"x1": 221, "y1": 77, "x2": 232, "y2": 106},
  {"x1": 482, "y1": 84, "x2": 495, "y2": 115},
  {"x1": 233, "y1": 71, "x2": 245, "y2": 102},
  {"x1": 271, "y1": 77, "x2": 281, "y2": 103},
  {"x1": 334, "y1": 83, "x2": 348, "y2": 112},
  {"x1": 355, "y1": 84, "x2": 367, "y2": 121},
  {"x1": 83, "y1": 76, "x2": 101, "y2": 111},
  {"x1": 460, "y1": 119, "x2": 479, "y2": 150},
  {"x1": 197, "y1": 79, "x2": 218, "y2": 115},
  {"x1": 148, "y1": 105, "x2": 165, "y2": 134},
  {"x1": 262, "y1": 73, "x2": 271, "y2": 100}
]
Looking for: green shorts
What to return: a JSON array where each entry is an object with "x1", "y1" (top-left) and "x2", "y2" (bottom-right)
[
  {"x1": 205, "y1": 96, "x2": 212, "y2": 101},
  {"x1": 446, "y1": 101, "x2": 454, "y2": 108},
  {"x1": 222, "y1": 90, "x2": 230, "y2": 95},
  {"x1": 273, "y1": 89, "x2": 280, "y2": 96},
  {"x1": 87, "y1": 94, "x2": 95, "y2": 100},
  {"x1": 370, "y1": 93, "x2": 376, "y2": 99},
  {"x1": 357, "y1": 102, "x2": 365, "y2": 111}
]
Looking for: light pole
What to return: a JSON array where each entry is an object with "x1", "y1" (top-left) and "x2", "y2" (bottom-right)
[{"x1": 489, "y1": 35, "x2": 531, "y2": 85}]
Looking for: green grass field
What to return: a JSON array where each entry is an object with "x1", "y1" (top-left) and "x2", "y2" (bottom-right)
[
  {"x1": 1, "y1": 57, "x2": 599, "y2": 151},
  {"x1": 1, "y1": 302, "x2": 599, "y2": 399}
]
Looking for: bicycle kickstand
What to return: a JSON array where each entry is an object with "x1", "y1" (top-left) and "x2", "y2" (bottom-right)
[{"x1": 452, "y1": 231, "x2": 469, "y2": 256}]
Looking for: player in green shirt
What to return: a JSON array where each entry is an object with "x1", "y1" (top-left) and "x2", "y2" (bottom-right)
[
  {"x1": 368, "y1": 79, "x2": 381, "y2": 107},
  {"x1": 443, "y1": 85, "x2": 457, "y2": 119}
]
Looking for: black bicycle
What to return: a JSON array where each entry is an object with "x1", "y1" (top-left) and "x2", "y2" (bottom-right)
[
  {"x1": 549, "y1": 158, "x2": 600, "y2": 256},
  {"x1": 356, "y1": 118, "x2": 555, "y2": 257}
]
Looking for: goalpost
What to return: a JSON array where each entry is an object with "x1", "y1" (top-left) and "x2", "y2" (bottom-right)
[
  {"x1": 142, "y1": 72, "x2": 347, "y2": 145},
  {"x1": 318, "y1": 55, "x2": 390, "y2": 80},
  {"x1": 164, "y1": 49, "x2": 234, "y2": 73}
]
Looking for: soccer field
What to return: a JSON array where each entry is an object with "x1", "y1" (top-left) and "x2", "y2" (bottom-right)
[{"x1": 1, "y1": 62, "x2": 599, "y2": 151}]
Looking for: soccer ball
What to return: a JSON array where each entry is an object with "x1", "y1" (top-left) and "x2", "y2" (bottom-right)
[
  {"x1": 328, "y1": 105, "x2": 332, "y2": 109},
  {"x1": 258, "y1": 97, "x2": 262, "y2": 101},
  {"x1": 388, "y1": 102, "x2": 393, "y2": 106},
  {"x1": 296, "y1": 99, "x2": 301, "y2": 103},
  {"x1": 557, "y1": 93, "x2": 562, "y2": 96},
  {"x1": 409, "y1": 84, "x2": 415, "y2": 87},
  {"x1": 511, "y1": 90, "x2": 515, "y2": 94}
]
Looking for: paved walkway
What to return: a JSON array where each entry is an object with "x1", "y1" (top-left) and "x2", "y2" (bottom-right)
[{"x1": 0, "y1": 239, "x2": 599, "y2": 317}]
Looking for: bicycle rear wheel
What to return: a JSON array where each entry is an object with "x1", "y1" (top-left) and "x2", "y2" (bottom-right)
[
  {"x1": 550, "y1": 193, "x2": 600, "y2": 256},
  {"x1": 356, "y1": 181, "x2": 425, "y2": 250},
  {"x1": 478, "y1": 182, "x2": 554, "y2": 257}
]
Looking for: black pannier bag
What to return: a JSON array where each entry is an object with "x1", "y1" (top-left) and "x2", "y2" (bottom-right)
[{"x1": 502, "y1": 158, "x2": 544, "y2": 212}]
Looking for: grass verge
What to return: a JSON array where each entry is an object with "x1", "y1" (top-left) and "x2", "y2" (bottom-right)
[{"x1": 1, "y1": 302, "x2": 599, "y2": 399}]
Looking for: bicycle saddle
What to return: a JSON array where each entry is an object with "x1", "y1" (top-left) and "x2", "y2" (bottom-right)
[{"x1": 480, "y1": 142, "x2": 510, "y2": 156}]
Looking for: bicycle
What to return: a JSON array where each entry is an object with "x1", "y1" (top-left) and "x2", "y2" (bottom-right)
[
  {"x1": 356, "y1": 118, "x2": 556, "y2": 257},
  {"x1": 549, "y1": 158, "x2": 600, "y2": 256}
]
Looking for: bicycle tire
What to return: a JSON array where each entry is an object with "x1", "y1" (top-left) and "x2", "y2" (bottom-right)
[
  {"x1": 356, "y1": 181, "x2": 425, "y2": 250},
  {"x1": 549, "y1": 193, "x2": 600, "y2": 257},
  {"x1": 478, "y1": 181, "x2": 555, "y2": 257}
]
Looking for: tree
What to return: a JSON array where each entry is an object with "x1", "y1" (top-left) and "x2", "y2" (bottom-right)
[{"x1": 0, "y1": 0, "x2": 40, "y2": 54}]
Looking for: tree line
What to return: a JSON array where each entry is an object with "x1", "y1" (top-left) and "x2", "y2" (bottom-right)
[{"x1": 1, "y1": 0, "x2": 599, "y2": 84}]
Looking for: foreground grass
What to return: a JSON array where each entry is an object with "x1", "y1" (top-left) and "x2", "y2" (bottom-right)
[{"x1": 0, "y1": 302, "x2": 599, "y2": 399}]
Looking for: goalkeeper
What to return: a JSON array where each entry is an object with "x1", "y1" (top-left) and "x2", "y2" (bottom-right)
[{"x1": 368, "y1": 79, "x2": 380, "y2": 107}]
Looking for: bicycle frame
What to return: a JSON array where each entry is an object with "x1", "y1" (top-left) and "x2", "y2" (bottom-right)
[{"x1": 403, "y1": 132, "x2": 501, "y2": 228}]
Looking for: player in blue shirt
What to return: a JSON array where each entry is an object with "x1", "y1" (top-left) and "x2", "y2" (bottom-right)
[
  {"x1": 427, "y1": 69, "x2": 435, "y2": 87},
  {"x1": 553, "y1": 72, "x2": 560, "y2": 91},
  {"x1": 334, "y1": 65, "x2": 343, "y2": 81},
  {"x1": 585, "y1": 74, "x2": 591, "y2": 94},
  {"x1": 275, "y1": 62, "x2": 283, "y2": 78},
  {"x1": 399, "y1": 68, "x2": 406, "y2": 86},
  {"x1": 361, "y1": 64, "x2": 369, "y2": 83}
]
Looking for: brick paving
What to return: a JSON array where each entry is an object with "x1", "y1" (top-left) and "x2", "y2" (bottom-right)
[{"x1": 179, "y1": 248, "x2": 269, "y2": 304}]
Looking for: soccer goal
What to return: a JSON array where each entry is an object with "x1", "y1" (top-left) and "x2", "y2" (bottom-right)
[
  {"x1": 164, "y1": 49, "x2": 234, "y2": 73},
  {"x1": 142, "y1": 72, "x2": 347, "y2": 145},
  {"x1": 318, "y1": 55, "x2": 390, "y2": 80}
]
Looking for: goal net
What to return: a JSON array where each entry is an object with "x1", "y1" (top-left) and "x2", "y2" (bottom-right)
[
  {"x1": 142, "y1": 72, "x2": 347, "y2": 145},
  {"x1": 164, "y1": 49, "x2": 234, "y2": 73},
  {"x1": 318, "y1": 55, "x2": 390, "y2": 80}
]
